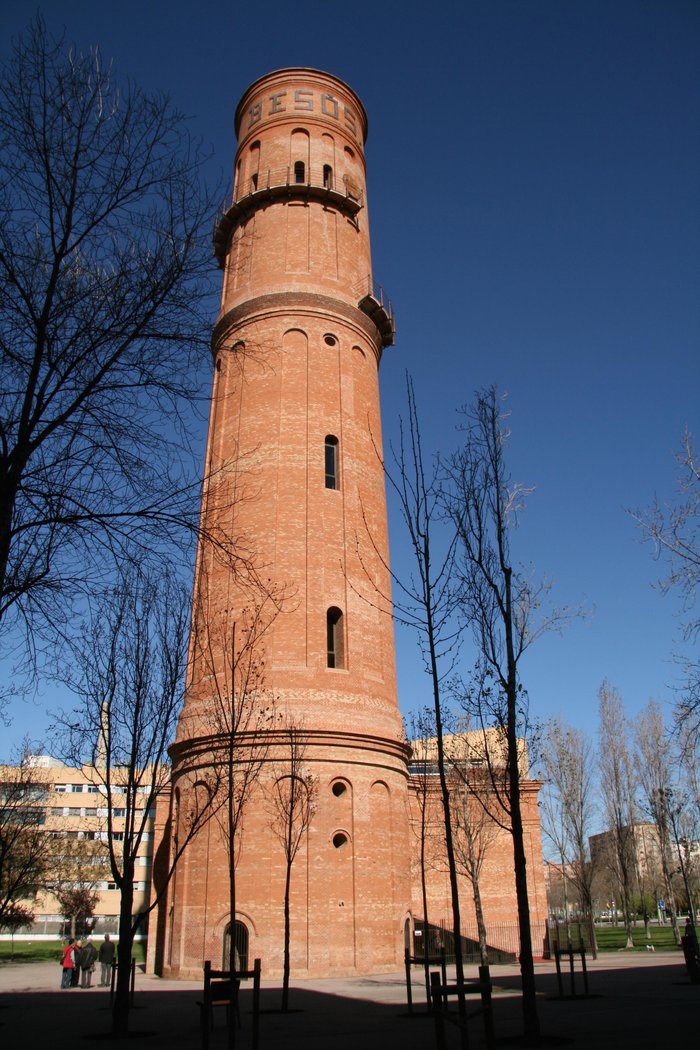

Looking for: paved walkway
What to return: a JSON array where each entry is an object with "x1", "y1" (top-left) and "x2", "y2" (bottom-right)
[{"x1": 0, "y1": 951, "x2": 697, "y2": 1048}]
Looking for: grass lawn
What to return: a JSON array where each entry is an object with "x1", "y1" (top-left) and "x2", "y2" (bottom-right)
[
  {"x1": 0, "y1": 939, "x2": 146, "y2": 964},
  {"x1": 594, "y1": 924, "x2": 688, "y2": 952}
]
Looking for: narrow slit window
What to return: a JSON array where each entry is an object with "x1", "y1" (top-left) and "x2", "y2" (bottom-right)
[
  {"x1": 294, "y1": 160, "x2": 305, "y2": 184},
  {"x1": 325, "y1": 435, "x2": 339, "y2": 489},
  {"x1": 323, "y1": 164, "x2": 333, "y2": 189},
  {"x1": 327, "y1": 607, "x2": 344, "y2": 669}
]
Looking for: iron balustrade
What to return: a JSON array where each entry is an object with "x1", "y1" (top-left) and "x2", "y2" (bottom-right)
[{"x1": 231, "y1": 165, "x2": 364, "y2": 205}]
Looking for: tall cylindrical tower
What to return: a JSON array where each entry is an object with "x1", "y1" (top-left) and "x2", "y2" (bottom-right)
[{"x1": 156, "y1": 69, "x2": 411, "y2": 979}]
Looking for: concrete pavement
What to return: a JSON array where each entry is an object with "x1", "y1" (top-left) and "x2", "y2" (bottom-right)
[{"x1": 0, "y1": 950, "x2": 697, "y2": 1048}]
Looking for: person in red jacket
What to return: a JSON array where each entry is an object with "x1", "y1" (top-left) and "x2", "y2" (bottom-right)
[{"x1": 60, "y1": 938, "x2": 75, "y2": 989}]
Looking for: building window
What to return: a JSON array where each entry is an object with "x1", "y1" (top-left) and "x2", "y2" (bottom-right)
[
  {"x1": 332, "y1": 832, "x2": 348, "y2": 849},
  {"x1": 294, "y1": 160, "x2": 305, "y2": 184},
  {"x1": 323, "y1": 164, "x2": 333, "y2": 188},
  {"x1": 325, "y1": 435, "x2": 339, "y2": 490},
  {"x1": 327, "y1": 607, "x2": 344, "y2": 669}
]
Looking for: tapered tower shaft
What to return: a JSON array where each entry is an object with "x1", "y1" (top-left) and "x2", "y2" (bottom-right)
[{"x1": 157, "y1": 69, "x2": 411, "y2": 979}]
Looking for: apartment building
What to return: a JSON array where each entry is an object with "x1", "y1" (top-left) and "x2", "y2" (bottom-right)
[{"x1": 0, "y1": 755, "x2": 154, "y2": 937}]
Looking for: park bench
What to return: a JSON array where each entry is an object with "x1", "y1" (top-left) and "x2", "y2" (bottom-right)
[
  {"x1": 404, "y1": 948, "x2": 447, "y2": 1013},
  {"x1": 199, "y1": 958, "x2": 260, "y2": 1050},
  {"x1": 553, "y1": 944, "x2": 590, "y2": 998},
  {"x1": 430, "y1": 966, "x2": 495, "y2": 1050}
]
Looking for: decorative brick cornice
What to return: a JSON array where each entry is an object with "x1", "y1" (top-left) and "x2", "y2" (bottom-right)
[{"x1": 212, "y1": 292, "x2": 384, "y2": 362}]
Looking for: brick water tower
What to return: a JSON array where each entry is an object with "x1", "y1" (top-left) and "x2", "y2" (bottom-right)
[{"x1": 152, "y1": 69, "x2": 412, "y2": 979}]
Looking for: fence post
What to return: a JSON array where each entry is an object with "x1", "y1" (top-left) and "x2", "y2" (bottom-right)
[
  {"x1": 405, "y1": 949, "x2": 413, "y2": 1015},
  {"x1": 479, "y1": 964, "x2": 495, "y2": 1050},
  {"x1": 252, "y1": 958, "x2": 261, "y2": 1050},
  {"x1": 580, "y1": 947, "x2": 589, "y2": 996},
  {"x1": 440, "y1": 946, "x2": 448, "y2": 1009},
  {"x1": 431, "y1": 972, "x2": 446, "y2": 1050},
  {"x1": 554, "y1": 946, "x2": 563, "y2": 998}
]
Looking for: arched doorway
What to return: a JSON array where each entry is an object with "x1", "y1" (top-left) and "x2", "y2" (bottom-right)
[{"x1": 222, "y1": 920, "x2": 249, "y2": 971}]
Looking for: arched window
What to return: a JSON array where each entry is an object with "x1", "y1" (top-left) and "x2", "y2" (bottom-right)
[
  {"x1": 223, "y1": 920, "x2": 249, "y2": 972},
  {"x1": 327, "y1": 607, "x2": 344, "y2": 669},
  {"x1": 323, "y1": 164, "x2": 333, "y2": 189},
  {"x1": 325, "y1": 435, "x2": 339, "y2": 490},
  {"x1": 248, "y1": 140, "x2": 260, "y2": 192},
  {"x1": 294, "y1": 160, "x2": 305, "y2": 184}
]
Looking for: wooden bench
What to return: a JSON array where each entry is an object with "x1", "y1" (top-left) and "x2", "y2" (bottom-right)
[{"x1": 199, "y1": 958, "x2": 260, "y2": 1050}]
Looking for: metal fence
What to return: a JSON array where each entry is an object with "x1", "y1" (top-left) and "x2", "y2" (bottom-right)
[{"x1": 412, "y1": 919, "x2": 520, "y2": 965}]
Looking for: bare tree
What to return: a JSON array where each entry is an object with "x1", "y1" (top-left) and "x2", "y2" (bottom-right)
[
  {"x1": 191, "y1": 590, "x2": 279, "y2": 1050},
  {"x1": 374, "y1": 376, "x2": 468, "y2": 1037},
  {"x1": 268, "y1": 723, "x2": 316, "y2": 1012},
  {"x1": 597, "y1": 680, "x2": 638, "y2": 949},
  {"x1": 56, "y1": 568, "x2": 216, "y2": 1035},
  {"x1": 444, "y1": 386, "x2": 571, "y2": 1041},
  {"x1": 541, "y1": 719, "x2": 598, "y2": 956},
  {"x1": 407, "y1": 709, "x2": 441, "y2": 1005},
  {"x1": 0, "y1": 902, "x2": 34, "y2": 950},
  {"x1": 634, "y1": 700, "x2": 682, "y2": 944},
  {"x1": 0, "y1": 749, "x2": 53, "y2": 922},
  {"x1": 631, "y1": 429, "x2": 700, "y2": 740},
  {"x1": 445, "y1": 732, "x2": 500, "y2": 967},
  {"x1": 55, "y1": 885, "x2": 99, "y2": 940},
  {"x1": 0, "y1": 17, "x2": 221, "y2": 687}
]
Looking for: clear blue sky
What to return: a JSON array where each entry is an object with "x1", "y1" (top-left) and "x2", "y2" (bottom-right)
[{"x1": 1, "y1": 0, "x2": 698, "y2": 755}]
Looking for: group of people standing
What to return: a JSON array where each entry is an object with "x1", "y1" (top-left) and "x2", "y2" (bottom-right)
[{"x1": 60, "y1": 933, "x2": 115, "y2": 989}]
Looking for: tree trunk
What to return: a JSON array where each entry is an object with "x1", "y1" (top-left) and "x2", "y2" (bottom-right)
[
  {"x1": 504, "y1": 567, "x2": 540, "y2": 1042},
  {"x1": 112, "y1": 882, "x2": 134, "y2": 1035},
  {"x1": 227, "y1": 795, "x2": 238, "y2": 1050},
  {"x1": 430, "y1": 650, "x2": 467, "y2": 1042},
  {"x1": 282, "y1": 857, "x2": 292, "y2": 1012},
  {"x1": 509, "y1": 746, "x2": 540, "y2": 1040},
  {"x1": 463, "y1": 797, "x2": 489, "y2": 967},
  {"x1": 419, "y1": 779, "x2": 432, "y2": 1007}
]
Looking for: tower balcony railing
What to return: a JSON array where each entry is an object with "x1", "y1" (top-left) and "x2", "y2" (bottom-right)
[
  {"x1": 355, "y1": 276, "x2": 395, "y2": 348},
  {"x1": 213, "y1": 166, "x2": 365, "y2": 266}
]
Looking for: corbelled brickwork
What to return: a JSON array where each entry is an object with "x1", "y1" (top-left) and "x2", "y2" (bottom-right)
[{"x1": 148, "y1": 69, "x2": 546, "y2": 981}]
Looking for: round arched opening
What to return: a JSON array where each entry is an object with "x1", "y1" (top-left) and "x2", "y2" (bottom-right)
[{"x1": 222, "y1": 920, "x2": 249, "y2": 971}]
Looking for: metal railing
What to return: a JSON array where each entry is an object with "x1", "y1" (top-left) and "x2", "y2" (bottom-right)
[{"x1": 227, "y1": 166, "x2": 364, "y2": 208}]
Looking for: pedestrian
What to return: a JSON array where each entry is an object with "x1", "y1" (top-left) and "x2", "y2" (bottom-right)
[
  {"x1": 685, "y1": 917, "x2": 699, "y2": 958},
  {"x1": 80, "y1": 937, "x2": 98, "y2": 987},
  {"x1": 71, "y1": 939, "x2": 82, "y2": 987},
  {"x1": 99, "y1": 933, "x2": 115, "y2": 987},
  {"x1": 60, "y1": 938, "x2": 75, "y2": 989}
]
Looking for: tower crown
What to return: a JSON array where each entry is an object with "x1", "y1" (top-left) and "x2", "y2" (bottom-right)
[
  {"x1": 234, "y1": 68, "x2": 368, "y2": 148},
  {"x1": 214, "y1": 68, "x2": 391, "y2": 349}
]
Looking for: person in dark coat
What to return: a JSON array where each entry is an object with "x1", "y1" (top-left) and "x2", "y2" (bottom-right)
[
  {"x1": 98, "y1": 933, "x2": 115, "y2": 986},
  {"x1": 80, "y1": 938, "x2": 98, "y2": 987}
]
